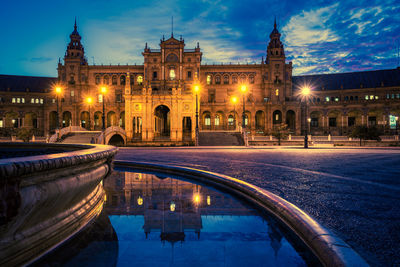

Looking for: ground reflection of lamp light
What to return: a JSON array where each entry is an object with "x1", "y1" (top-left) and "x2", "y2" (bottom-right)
[
  {"x1": 170, "y1": 201, "x2": 176, "y2": 212},
  {"x1": 207, "y1": 195, "x2": 211, "y2": 206},
  {"x1": 137, "y1": 196, "x2": 143, "y2": 206}
]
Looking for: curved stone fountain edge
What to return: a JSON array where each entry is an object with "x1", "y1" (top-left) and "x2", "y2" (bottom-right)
[{"x1": 114, "y1": 160, "x2": 369, "y2": 267}]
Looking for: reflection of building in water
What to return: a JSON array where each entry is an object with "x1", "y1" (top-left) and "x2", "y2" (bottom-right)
[{"x1": 104, "y1": 171, "x2": 254, "y2": 243}]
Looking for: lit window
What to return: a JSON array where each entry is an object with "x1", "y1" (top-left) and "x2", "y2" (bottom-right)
[
  {"x1": 36, "y1": 98, "x2": 39, "y2": 104},
  {"x1": 245, "y1": 115, "x2": 249, "y2": 126},
  {"x1": 31, "y1": 98, "x2": 34, "y2": 103},
  {"x1": 387, "y1": 94, "x2": 390, "y2": 99},
  {"x1": 275, "y1": 89, "x2": 279, "y2": 96},
  {"x1": 325, "y1": 97, "x2": 329, "y2": 102},
  {"x1": 52, "y1": 99, "x2": 56, "y2": 103},
  {"x1": 0, "y1": 119, "x2": 3, "y2": 127},
  {"x1": 22, "y1": 98, "x2": 25, "y2": 103},
  {"x1": 335, "y1": 97, "x2": 339, "y2": 102},
  {"x1": 206, "y1": 75, "x2": 211, "y2": 85},
  {"x1": 40, "y1": 98, "x2": 43, "y2": 104},
  {"x1": 370, "y1": 95, "x2": 374, "y2": 100},
  {"x1": 169, "y1": 70, "x2": 175, "y2": 80},
  {"x1": 17, "y1": 98, "x2": 20, "y2": 103},
  {"x1": 397, "y1": 93, "x2": 400, "y2": 99},
  {"x1": 228, "y1": 115, "x2": 234, "y2": 125},
  {"x1": 12, "y1": 98, "x2": 15, "y2": 103},
  {"x1": 71, "y1": 90, "x2": 74, "y2": 97},
  {"x1": 215, "y1": 115, "x2": 220, "y2": 126},
  {"x1": 99, "y1": 94, "x2": 103, "y2": 103},
  {"x1": 205, "y1": 115, "x2": 211, "y2": 126},
  {"x1": 365, "y1": 95, "x2": 369, "y2": 100},
  {"x1": 137, "y1": 75, "x2": 143, "y2": 85},
  {"x1": 275, "y1": 114, "x2": 279, "y2": 121},
  {"x1": 375, "y1": 96, "x2": 379, "y2": 100},
  {"x1": 392, "y1": 94, "x2": 395, "y2": 99}
]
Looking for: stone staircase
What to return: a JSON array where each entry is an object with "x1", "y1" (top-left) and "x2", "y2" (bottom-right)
[
  {"x1": 199, "y1": 132, "x2": 244, "y2": 146},
  {"x1": 60, "y1": 131, "x2": 101, "y2": 144}
]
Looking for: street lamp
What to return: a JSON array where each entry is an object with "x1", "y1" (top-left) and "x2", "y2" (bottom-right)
[
  {"x1": 100, "y1": 86, "x2": 107, "y2": 144},
  {"x1": 240, "y1": 85, "x2": 248, "y2": 146},
  {"x1": 55, "y1": 86, "x2": 62, "y2": 140},
  {"x1": 86, "y1": 97, "x2": 93, "y2": 130},
  {"x1": 230, "y1": 96, "x2": 238, "y2": 130},
  {"x1": 300, "y1": 86, "x2": 311, "y2": 148},
  {"x1": 193, "y1": 84, "x2": 200, "y2": 146}
]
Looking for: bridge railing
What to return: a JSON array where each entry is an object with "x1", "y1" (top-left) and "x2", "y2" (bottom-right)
[
  {"x1": 49, "y1": 126, "x2": 86, "y2": 143},
  {"x1": 96, "y1": 126, "x2": 126, "y2": 144}
]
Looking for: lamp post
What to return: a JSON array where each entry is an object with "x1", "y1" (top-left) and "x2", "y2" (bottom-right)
[
  {"x1": 86, "y1": 97, "x2": 93, "y2": 130},
  {"x1": 300, "y1": 86, "x2": 311, "y2": 148},
  {"x1": 100, "y1": 86, "x2": 107, "y2": 144},
  {"x1": 230, "y1": 96, "x2": 238, "y2": 130},
  {"x1": 194, "y1": 84, "x2": 200, "y2": 146},
  {"x1": 55, "y1": 86, "x2": 62, "y2": 140},
  {"x1": 396, "y1": 116, "x2": 399, "y2": 135},
  {"x1": 240, "y1": 85, "x2": 248, "y2": 146}
]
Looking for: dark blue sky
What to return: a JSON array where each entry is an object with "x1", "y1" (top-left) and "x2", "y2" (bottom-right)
[{"x1": 1, "y1": 0, "x2": 399, "y2": 77}]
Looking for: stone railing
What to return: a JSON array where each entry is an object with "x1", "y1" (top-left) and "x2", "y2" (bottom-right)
[
  {"x1": 48, "y1": 126, "x2": 86, "y2": 143},
  {"x1": 0, "y1": 143, "x2": 118, "y2": 266}
]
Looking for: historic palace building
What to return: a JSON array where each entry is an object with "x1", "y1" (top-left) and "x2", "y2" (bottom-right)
[{"x1": 0, "y1": 20, "x2": 399, "y2": 144}]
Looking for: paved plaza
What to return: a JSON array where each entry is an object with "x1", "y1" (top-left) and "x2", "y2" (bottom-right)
[{"x1": 116, "y1": 147, "x2": 400, "y2": 266}]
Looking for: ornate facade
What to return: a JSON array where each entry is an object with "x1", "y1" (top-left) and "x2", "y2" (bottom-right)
[{"x1": 0, "y1": 20, "x2": 399, "y2": 144}]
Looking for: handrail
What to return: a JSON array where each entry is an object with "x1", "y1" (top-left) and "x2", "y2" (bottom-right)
[{"x1": 48, "y1": 126, "x2": 86, "y2": 143}]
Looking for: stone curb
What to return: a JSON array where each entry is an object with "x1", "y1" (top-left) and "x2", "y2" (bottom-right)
[
  {"x1": 0, "y1": 143, "x2": 118, "y2": 178},
  {"x1": 114, "y1": 160, "x2": 369, "y2": 267}
]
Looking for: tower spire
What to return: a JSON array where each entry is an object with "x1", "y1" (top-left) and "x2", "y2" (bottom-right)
[
  {"x1": 74, "y1": 17, "x2": 77, "y2": 31},
  {"x1": 171, "y1": 16, "x2": 174, "y2": 37},
  {"x1": 274, "y1": 16, "x2": 277, "y2": 29}
]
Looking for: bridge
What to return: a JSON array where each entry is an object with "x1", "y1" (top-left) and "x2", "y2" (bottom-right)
[{"x1": 49, "y1": 126, "x2": 127, "y2": 146}]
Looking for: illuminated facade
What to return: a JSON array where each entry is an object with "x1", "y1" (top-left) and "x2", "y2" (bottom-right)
[{"x1": 0, "y1": 20, "x2": 399, "y2": 143}]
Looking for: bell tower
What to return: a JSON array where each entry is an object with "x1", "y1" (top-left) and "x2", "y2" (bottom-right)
[
  {"x1": 266, "y1": 18, "x2": 285, "y2": 62},
  {"x1": 64, "y1": 18, "x2": 87, "y2": 65}
]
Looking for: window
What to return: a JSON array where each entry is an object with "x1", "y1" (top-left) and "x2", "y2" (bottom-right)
[
  {"x1": 17, "y1": 98, "x2": 21, "y2": 103},
  {"x1": 215, "y1": 76, "x2": 221, "y2": 84},
  {"x1": 31, "y1": 98, "x2": 35, "y2": 103},
  {"x1": 205, "y1": 115, "x2": 211, "y2": 126},
  {"x1": 348, "y1": 117, "x2": 355, "y2": 127},
  {"x1": 214, "y1": 115, "x2": 220, "y2": 126},
  {"x1": 0, "y1": 119, "x2": 3, "y2": 128},
  {"x1": 153, "y1": 71, "x2": 158, "y2": 80},
  {"x1": 325, "y1": 96, "x2": 330, "y2": 102},
  {"x1": 12, "y1": 98, "x2": 16, "y2": 103},
  {"x1": 169, "y1": 69, "x2": 175, "y2": 80},
  {"x1": 334, "y1": 97, "x2": 339, "y2": 102},
  {"x1": 249, "y1": 76, "x2": 255, "y2": 84},
  {"x1": 311, "y1": 118, "x2": 318, "y2": 127},
  {"x1": 329, "y1": 117, "x2": 336, "y2": 127},
  {"x1": 245, "y1": 115, "x2": 249, "y2": 126},
  {"x1": 104, "y1": 76, "x2": 109, "y2": 85},
  {"x1": 223, "y1": 76, "x2": 229, "y2": 84},
  {"x1": 208, "y1": 89, "x2": 216, "y2": 103},
  {"x1": 207, "y1": 75, "x2": 212, "y2": 85},
  {"x1": 232, "y1": 76, "x2": 238, "y2": 84},
  {"x1": 365, "y1": 95, "x2": 369, "y2": 100},
  {"x1": 71, "y1": 90, "x2": 75, "y2": 97},
  {"x1": 275, "y1": 89, "x2": 279, "y2": 96},
  {"x1": 95, "y1": 75, "x2": 101, "y2": 85},
  {"x1": 387, "y1": 93, "x2": 390, "y2": 99},
  {"x1": 368, "y1": 116, "x2": 376, "y2": 126},
  {"x1": 350, "y1": 96, "x2": 354, "y2": 101},
  {"x1": 112, "y1": 76, "x2": 117, "y2": 85},
  {"x1": 228, "y1": 115, "x2": 234, "y2": 125},
  {"x1": 98, "y1": 94, "x2": 103, "y2": 103},
  {"x1": 52, "y1": 99, "x2": 56, "y2": 103},
  {"x1": 355, "y1": 96, "x2": 358, "y2": 101},
  {"x1": 21, "y1": 98, "x2": 25, "y2": 103},
  {"x1": 330, "y1": 97, "x2": 335, "y2": 101},
  {"x1": 135, "y1": 75, "x2": 142, "y2": 85},
  {"x1": 120, "y1": 75, "x2": 126, "y2": 85},
  {"x1": 35, "y1": 98, "x2": 39, "y2": 104},
  {"x1": 116, "y1": 94, "x2": 122, "y2": 103},
  {"x1": 40, "y1": 98, "x2": 43, "y2": 104},
  {"x1": 187, "y1": 71, "x2": 192, "y2": 80}
]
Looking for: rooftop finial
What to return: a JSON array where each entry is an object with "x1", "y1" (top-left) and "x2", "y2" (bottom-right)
[
  {"x1": 274, "y1": 16, "x2": 277, "y2": 29},
  {"x1": 171, "y1": 16, "x2": 174, "y2": 37},
  {"x1": 74, "y1": 17, "x2": 77, "y2": 31}
]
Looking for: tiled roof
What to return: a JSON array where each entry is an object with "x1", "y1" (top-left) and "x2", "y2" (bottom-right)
[
  {"x1": 0, "y1": 74, "x2": 57, "y2": 93},
  {"x1": 292, "y1": 68, "x2": 400, "y2": 91}
]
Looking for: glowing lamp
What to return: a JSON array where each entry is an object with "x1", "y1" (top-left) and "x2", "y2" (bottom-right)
[
  {"x1": 301, "y1": 86, "x2": 311, "y2": 96},
  {"x1": 240, "y1": 85, "x2": 247, "y2": 93},
  {"x1": 231, "y1": 96, "x2": 238, "y2": 104}
]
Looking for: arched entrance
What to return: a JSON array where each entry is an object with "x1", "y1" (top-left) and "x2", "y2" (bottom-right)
[
  {"x1": 108, "y1": 134, "x2": 125, "y2": 146},
  {"x1": 255, "y1": 110, "x2": 265, "y2": 130},
  {"x1": 182, "y1": 117, "x2": 192, "y2": 141},
  {"x1": 273, "y1": 110, "x2": 282, "y2": 125},
  {"x1": 107, "y1": 111, "x2": 117, "y2": 127},
  {"x1": 286, "y1": 110, "x2": 296, "y2": 132},
  {"x1": 80, "y1": 111, "x2": 90, "y2": 129},
  {"x1": 62, "y1": 111, "x2": 72, "y2": 127},
  {"x1": 154, "y1": 105, "x2": 170, "y2": 137}
]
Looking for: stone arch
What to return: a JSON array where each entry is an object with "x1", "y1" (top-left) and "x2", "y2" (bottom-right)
[
  {"x1": 5, "y1": 112, "x2": 19, "y2": 128},
  {"x1": 24, "y1": 112, "x2": 38, "y2": 128},
  {"x1": 107, "y1": 111, "x2": 117, "y2": 127},
  {"x1": 80, "y1": 111, "x2": 90, "y2": 129},
  {"x1": 215, "y1": 111, "x2": 225, "y2": 129},
  {"x1": 49, "y1": 111, "x2": 58, "y2": 130},
  {"x1": 202, "y1": 111, "x2": 211, "y2": 130},
  {"x1": 62, "y1": 111, "x2": 72, "y2": 127},
  {"x1": 255, "y1": 110, "x2": 265, "y2": 130},
  {"x1": 286, "y1": 110, "x2": 296, "y2": 132},
  {"x1": 310, "y1": 110, "x2": 322, "y2": 128},
  {"x1": 108, "y1": 134, "x2": 125, "y2": 146},
  {"x1": 272, "y1": 110, "x2": 282, "y2": 124},
  {"x1": 327, "y1": 109, "x2": 341, "y2": 129},
  {"x1": 94, "y1": 111, "x2": 102, "y2": 130},
  {"x1": 154, "y1": 105, "x2": 170, "y2": 137},
  {"x1": 120, "y1": 111, "x2": 125, "y2": 128}
]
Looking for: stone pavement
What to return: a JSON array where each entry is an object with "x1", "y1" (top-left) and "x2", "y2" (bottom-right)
[{"x1": 115, "y1": 147, "x2": 400, "y2": 266}]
